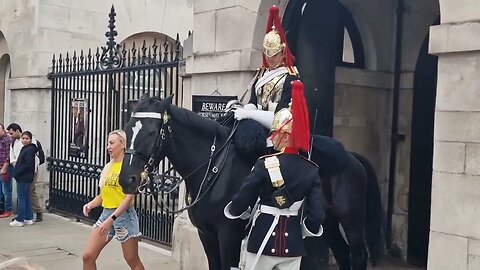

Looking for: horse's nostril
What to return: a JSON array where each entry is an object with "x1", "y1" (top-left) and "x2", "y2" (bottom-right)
[{"x1": 129, "y1": 176, "x2": 137, "y2": 183}]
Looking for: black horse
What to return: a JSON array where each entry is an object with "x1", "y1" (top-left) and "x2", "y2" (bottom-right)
[{"x1": 119, "y1": 95, "x2": 383, "y2": 270}]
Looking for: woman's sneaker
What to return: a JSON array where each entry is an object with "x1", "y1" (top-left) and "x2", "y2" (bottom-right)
[
  {"x1": 9, "y1": 220, "x2": 24, "y2": 227},
  {"x1": 24, "y1": 220, "x2": 34, "y2": 225}
]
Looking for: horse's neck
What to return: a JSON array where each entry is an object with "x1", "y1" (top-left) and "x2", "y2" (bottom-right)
[{"x1": 166, "y1": 123, "x2": 218, "y2": 195}]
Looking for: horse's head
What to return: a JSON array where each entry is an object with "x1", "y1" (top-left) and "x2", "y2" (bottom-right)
[{"x1": 119, "y1": 94, "x2": 173, "y2": 194}]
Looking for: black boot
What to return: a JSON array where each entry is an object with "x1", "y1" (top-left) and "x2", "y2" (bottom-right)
[{"x1": 35, "y1": 212, "x2": 43, "y2": 222}]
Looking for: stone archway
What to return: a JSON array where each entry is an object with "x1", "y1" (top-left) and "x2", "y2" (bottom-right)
[
  {"x1": 120, "y1": 31, "x2": 178, "y2": 51},
  {"x1": 408, "y1": 17, "x2": 439, "y2": 267},
  {"x1": 0, "y1": 31, "x2": 10, "y2": 123},
  {"x1": 119, "y1": 31, "x2": 181, "y2": 107}
]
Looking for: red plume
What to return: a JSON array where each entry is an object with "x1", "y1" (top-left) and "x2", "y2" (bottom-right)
[
  {"x1": 291, "y1": 80, "x2": 310, "y2": 152},
  {"x1": 262, "y1": 6, "x2": 295, "y2": 68}
]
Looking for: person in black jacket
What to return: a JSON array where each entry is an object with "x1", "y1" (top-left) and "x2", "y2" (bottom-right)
[
  {"x1": 9, "y1": 131, "x2": 37, "y2": 227},
  {"x1": 225, "y1": 81, "x2": 325, "y2": 270}
]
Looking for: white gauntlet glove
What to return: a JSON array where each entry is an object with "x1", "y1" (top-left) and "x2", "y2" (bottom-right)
[
  {"x1": 233, "y1": 109, "x2": 274, "y2": 129},
  {"x1": 225, "y1": 100, "x2": 244, "y2": 112},
  {"x1": 224, "y1": 202, "x2": 251, "y2": 220},
  {"x1": 243, "y1": 103, "x2": 257, "y2": 110}
]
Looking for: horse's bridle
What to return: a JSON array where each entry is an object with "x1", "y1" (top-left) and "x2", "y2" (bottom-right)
[
  {"x1": 125, "y1": 111, "x2": 168, "y2": 184},
  {"x1": 125, "y1": 109, "x2": 239, "y2": 215}
]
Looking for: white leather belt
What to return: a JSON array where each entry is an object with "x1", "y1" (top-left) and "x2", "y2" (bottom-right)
[
  {"x1": 259, "y1": 200, "x2": 303, "y2": 216},
  {"x1": 247, "y1": 200, "x2": 304, "y2": 270}
]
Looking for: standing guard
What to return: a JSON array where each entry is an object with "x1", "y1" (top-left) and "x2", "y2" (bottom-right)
[{"x1": 224, "y1": 80, "x2": 325, "y2": 270}]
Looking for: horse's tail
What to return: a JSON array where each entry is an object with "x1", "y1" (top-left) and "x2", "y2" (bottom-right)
[{"x1": 351, "y1": 152, "x2": 383, "y2": 266}]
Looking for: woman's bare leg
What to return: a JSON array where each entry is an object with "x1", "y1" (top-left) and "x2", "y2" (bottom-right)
[
  {"x1": 82, "y1": 227, "x2": 112, "y2": 270},
  {"x1": 121, "y1": 237, "x2": 145, "y2": 270}
]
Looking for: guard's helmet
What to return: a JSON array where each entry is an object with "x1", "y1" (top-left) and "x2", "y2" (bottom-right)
[
  {"x1": 269, "y1": 80, "x2": 310, "y2": 152},
  {"x1": 263, "y1": 26, "x2": 284, "y2": 58},
  {"x1": 271, "y1": 107, "x2": 292, "y2": 134},
  {"x1": 262, "y1": 6, "x2": 294, "y2": 68}
]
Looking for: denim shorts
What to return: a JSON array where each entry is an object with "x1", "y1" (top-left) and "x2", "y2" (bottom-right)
[{"x1": 94, "y1": 207, "x2": 142, "y2": 242}]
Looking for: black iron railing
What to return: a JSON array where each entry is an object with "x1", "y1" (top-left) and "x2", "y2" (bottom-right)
[{"x1": 48, "y1": 5, "x2": 183, "y2": 246}]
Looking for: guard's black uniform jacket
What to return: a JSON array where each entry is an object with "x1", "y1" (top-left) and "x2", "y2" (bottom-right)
[{"x1": 229, "y1": 152, "x2": 325, "y2": 257}]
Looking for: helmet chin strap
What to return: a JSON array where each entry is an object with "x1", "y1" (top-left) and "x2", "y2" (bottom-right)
[
  {"x1": 270, "y1": 130, "x2": 292, "y2": 152},
  {"x1": 268, "y1": 61, "x2": 285, "y2": 69}
]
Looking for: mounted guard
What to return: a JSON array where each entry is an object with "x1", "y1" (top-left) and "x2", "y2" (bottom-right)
[
  {"x1": 225, "y1": 80, "x2": 325, "y2": 270},
  {"x1": 231, "y1": 6, "x2": 299, "y2": 136}
]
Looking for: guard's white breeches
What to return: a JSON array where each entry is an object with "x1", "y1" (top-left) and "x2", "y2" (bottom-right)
[{"x1": 244, "y1": 252, "x2": 301, "y2": 270}]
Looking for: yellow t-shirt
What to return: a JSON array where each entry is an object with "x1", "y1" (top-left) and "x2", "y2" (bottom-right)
[{"x1": 100, "y1": 161, "x2": 125, "y2": 208}]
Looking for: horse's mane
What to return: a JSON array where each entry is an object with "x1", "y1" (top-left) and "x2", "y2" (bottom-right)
[
  {"x1": 134, "y1": 96, "x2": 229, "y2": 139},
  {"x1": 169, "y1": 105, "x2": 230, "y2": 138}
]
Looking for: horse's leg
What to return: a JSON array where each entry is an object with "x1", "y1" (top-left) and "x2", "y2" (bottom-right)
[
  {"x1": 334, "y1": 161, "x2": 368, "y2": 270},
  {"x1": 323, "y1": 212, "x2": 351, "y2": 270},
  {"x1": 301, "y1": 237, "x2": 330, "y2": 270},
  {"x1": 340, "y1": 216, "x2": 368, "y2": 270},
  {"x1": 218, "y1": 226, "x2": 243, "y2": 270},
  {"x1": 198, "y1": 231, "x2": 221, "y2": 270}
]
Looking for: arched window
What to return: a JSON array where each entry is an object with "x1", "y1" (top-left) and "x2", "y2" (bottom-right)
[
  {"x1": 126, "y1": 61, "x2": 165, "y2": 97},
  {"x1": 336, "y1": 3, "x2": 365, "y2": 68}
]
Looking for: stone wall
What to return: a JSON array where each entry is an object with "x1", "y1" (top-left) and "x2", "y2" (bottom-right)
[
  {"x1": 428, "y1": 1, "x2": 480, "y2": 266},
  {"x1": 333, "y1": 66, "x2": 391, "y2": 213}
]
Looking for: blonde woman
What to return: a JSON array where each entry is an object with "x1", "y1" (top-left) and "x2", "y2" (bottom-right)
[{"x1": 82, "y1": 130, "x2": 144, "y2": 270}]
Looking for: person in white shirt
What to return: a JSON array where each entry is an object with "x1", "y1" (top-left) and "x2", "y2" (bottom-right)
[{"x1": 7, "y1": 123, "x2": 43, "y2": 222}]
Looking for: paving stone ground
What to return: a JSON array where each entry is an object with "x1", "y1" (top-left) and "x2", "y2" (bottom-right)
[
  {"x1": 0, "y1": 213, "x2": 425, "y2": 270},
  {"x1": 0, "y1": 213, "x2": 178, "y2": 270}
]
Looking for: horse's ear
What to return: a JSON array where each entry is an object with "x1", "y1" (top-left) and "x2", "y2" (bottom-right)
[
  {"x1": 139, "y1": 93, "x2": 150, "y2": 103},
  {"x1": 165, "y1": 95, "x2": 174, "y2": 105}
]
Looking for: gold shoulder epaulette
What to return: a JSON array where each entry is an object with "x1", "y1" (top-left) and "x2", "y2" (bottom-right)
[
  {"x1": 287, "y1": 66, "x2": 298, "y2": 76},
  {"x1": 259, "y1": 152, "x2": 282, "y2": 160},
  {"x1": 300, "y1": 155, "x2": 319, "y2": 168}
]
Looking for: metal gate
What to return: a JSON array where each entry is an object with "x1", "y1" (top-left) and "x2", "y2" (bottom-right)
[{"x1": 47, "y1": 6, "x2": 183, "y2": 246}]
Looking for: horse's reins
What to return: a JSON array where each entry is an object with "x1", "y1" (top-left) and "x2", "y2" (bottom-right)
[
  {"x1": 128, "y1": 110, "x2": 239, "y2": 215},
  {"x1": 161, "y1": 121, "x2": 238, "y2": 214}
]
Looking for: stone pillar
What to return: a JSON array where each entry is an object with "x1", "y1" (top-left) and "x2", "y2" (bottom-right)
[
  {"x1": 8, "y1": 76, "x2": 51, "y2": 212},
  {"x1": 428, "y1": 2, "x2": 480, "y2": 269}
]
